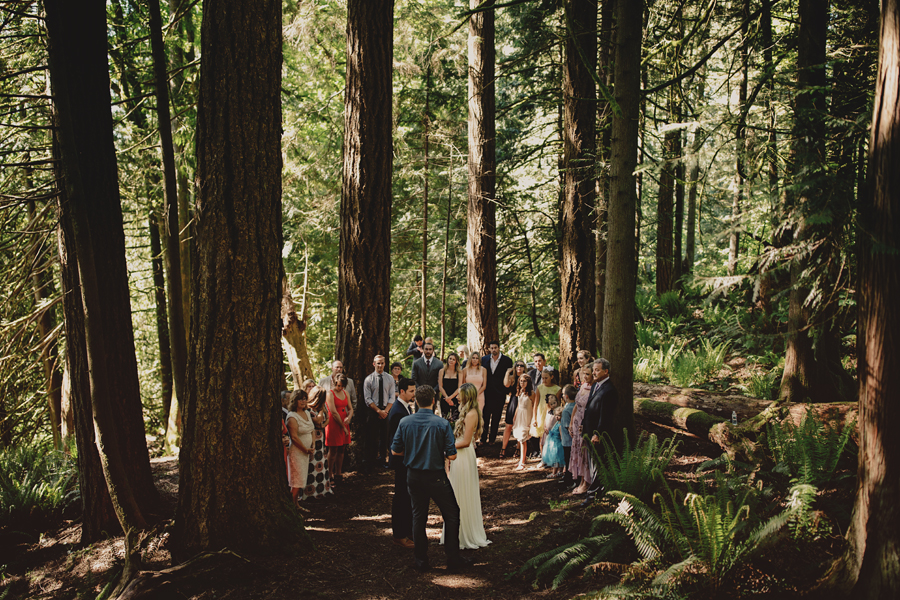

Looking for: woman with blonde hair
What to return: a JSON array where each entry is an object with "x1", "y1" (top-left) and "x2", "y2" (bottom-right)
[
  {"x1": 460, "y1": 348, "x2": 487, "y2": 412},
  {"x1": 441, "y1": 383, "x2": 491, "y2": 549}
]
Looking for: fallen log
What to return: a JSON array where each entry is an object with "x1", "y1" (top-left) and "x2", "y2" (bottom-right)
[
  {"x1": 633, "y1": 398, "x2": 727, "y2": 437},
  {"x1": 632, "y1": 383, "x2": 773, "y2": 422}
]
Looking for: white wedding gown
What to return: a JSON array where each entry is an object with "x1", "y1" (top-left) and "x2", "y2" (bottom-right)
[{"x1": 442, "y1": 442, "x2": 491, "y2": 549}]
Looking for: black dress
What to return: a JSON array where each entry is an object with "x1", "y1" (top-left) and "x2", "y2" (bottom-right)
[
  {"x1": 440, "y1": 375, "x2": 460, "y2": 422},
  {"x1": 505, "y1": 389, "x2": 519, "y2": 426}
]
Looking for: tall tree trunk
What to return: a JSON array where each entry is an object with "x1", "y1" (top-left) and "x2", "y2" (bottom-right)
[
  {"x1": 45, "y1": 0, "x2": 159, "y2": 533},
  {"x1": 148, "y1": 0, "x2": 188, "y2": 451},
  {"x1": 441, "y1": 150, "x2": 453, "y2": 357},
  {"x1": 823, "y1": 2, "x2": 900, "y2": 593},
  {"x1": 595, "y1": 0, "x2": 615, "y2": 349},
  {"x1": 683, "y1": 124, "x2": 703, "y2": 275},
  {"x1": 779, "y1": 0, "x2": 828, "y2": 403},
  {"x1": 334, "y1": 0, "x2": 395, "y2": 466},
  {"x1": 422, "y1": 69, "x2": 430, "y2": 339},
  {"x1": 466, "y1": 0, "x2": 498, "y2": 355},
  {"x1": 175, "y1": 0, "x2": 301, "y2": 557},
  {"x1": 559, "y1": 0, "x2": 597, "y2": 384},
  {"x1": 603, "y1": 0, "x2": 642, "y2": 440},
  {"x1": 728, "y1": 0, "x2": 750, "y2": 276},
  {"x1": 655, "y1": 127, "x2": 677, "y2": 295},
  {"x1": 673, "y1": 112, "x2": 684, "y2": 284},
  {"x1": 56, "y1": 186, "x2": 121, "y2": 543},
  {"x1": 149, "y1": 214, "x2": 173, "y2": 425}
]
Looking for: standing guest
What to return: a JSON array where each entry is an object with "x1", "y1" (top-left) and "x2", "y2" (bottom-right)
[
  {"x1": 390, "y1": 361, "x2": 403, "y2": 400},
  {"x1": 442, "y1": 383, "x2": 491, "y2": 550},
  {"x1": 438, "y1": 352, "x2": 462, "y2": 422},
  {"x1": 460, "y1": 349, "x2": 486, "y2": 412},
  {"x1": 456, "y1": 344, "x2": 469, "y2": 368},
  {"x1": 479, "y1": 341, "x2": 513, "y2": 446},
  {"x1": 280, "y1": 390, "x2": 291, "y2": 479},
  {"x1": 286, "y1": 390, "x2": 315, "y2": 508},
  {"x1": 531, "y1": 367, "x2": 561, "y2": 458},
  {"x1": 406, "y1": 334, "x2": 425, "y2": 360},
  {"x1": 558, "y1": 384, "x2": 577, "y2": 488},
  {"x1": 318, "y1": 360, "x2": 359, "y2": 411},
  {"x1": 528, "y1": 353, "x2": 547, "y2": 390},
  {"x1": 512, "y1": 374, "x2": 537, "y2": 470},
  {"x1": 388, "y1": 378, "x2": 417, "y2": 548},
  {"x1": 303, "y1": 386, "x2": 333, "y2": 500},
  {"x1": 541, "y1": 395, "x2": 565, "y2": 478},
  {"x1": 411, "y1": 342, "x2": 444, "y2": 394},
  {"x1": 580, "y1": 358, "x2": 619, "y2": 506},
  {"x1": 573, "y1": 351, "x2": 593, "y2": 386},
  {"x1": 499, "y1": 360, "x2": 528, "y2": 459},
  {"x1": 570, "y1": 366, "x2": 594, "y2": 494},
  {"x1": 325, "y1": 373, "x2": 354, "y2": 486},
  {"x1": 391, "y1": 386, "x2": 472, "y2": 573},
  {"x1": 363, "y1": 355, "x2": 395, "y2": 473},
  {"x1": 301, "y1": 379, "x2": 316, "y2": 395}
]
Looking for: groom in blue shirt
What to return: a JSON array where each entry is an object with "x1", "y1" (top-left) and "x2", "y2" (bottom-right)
[{"x1": 391, "y1": 385, "x2": 472, "y2": 573}]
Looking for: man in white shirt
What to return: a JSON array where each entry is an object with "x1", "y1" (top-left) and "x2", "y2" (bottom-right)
[
  {"x1": 318, "y1": 360, "x2": 358, "y2": 409},
  {"x1": 363, "y1": 355, "x2": 395, "y2": 472}
]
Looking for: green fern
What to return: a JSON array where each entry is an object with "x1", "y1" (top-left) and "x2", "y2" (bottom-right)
[
  {"x1": 0, "y1": 442, "x2": 78, "y2": 527},
  {"x1": 658, "y1": 291, "x2": 687, "y2": 318},
  {"x1": 588, "y1": 430, "x2": 681, "y2": 502},
  {"x1": 512, "y1": 531, "x2": 628, "y2": 589},
  {"x1": 764, "y1": 406, "x2": 856, "y2": 486}
]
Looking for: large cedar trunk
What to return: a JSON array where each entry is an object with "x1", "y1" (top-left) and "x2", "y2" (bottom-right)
[
  {"x1": 334, "y1": 0, "x2": 395, "y2": 466},
  {"x1": 174, "y1": 0, "x2": 301, "y2": 557},
  {"x1": 53, "y1": 132, "x2": 120, "y2": 544},
  {"x1": 602, "y1": 0, "x2": 642, "y2": 439},
  {"x1": 655, "y1": 128, "x2": 676, "y2": 295},
  {"x1": 822, "y1": 2, "x2": 900, "y2": 594},
  {"x1": 780, "y1": 0, "x2": 829, "y2": 403},
  {"x1": 45, "y1": 0, "x2": 159, "y2": 532},
  {"x1": 466, "y1": 0, "x2": 499, "y2": 354},
  {"x1": 559, "y1": 0, "x2": 597, "y2": 384}
]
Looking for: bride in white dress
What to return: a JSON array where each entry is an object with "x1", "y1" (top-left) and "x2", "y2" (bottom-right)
[{"x1": 442, "y1": 383, "x2": 491, "y2": 550}]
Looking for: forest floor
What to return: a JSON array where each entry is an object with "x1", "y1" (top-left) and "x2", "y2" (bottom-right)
[{"x1": 5, "y1": 384, "x2": 842, "y2": 599}]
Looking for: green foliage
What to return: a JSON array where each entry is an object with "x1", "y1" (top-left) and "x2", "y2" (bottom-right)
[
  {"x1": 589, "y1": 431, "x2": 681, "y2": 502},
  {"x1": 764, "y1": 407, "x2": 856, "y2": 487},
  {"x1": 513, "y1": 530, "x2": 629, "y2": 589},
  {"x1": 596, "y1": 473, "x2": 813, "y2": 593},
  {"x1": 742, "y1": 368, "x2": 780, "y2": 400},
  {"x1": 0, "y1": 443, "x2": 78, "y2": 528},
  {"x1": 658, "y1": 291, "x2": 687, "y2": 319}
]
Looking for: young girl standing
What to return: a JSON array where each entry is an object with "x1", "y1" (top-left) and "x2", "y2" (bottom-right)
[
  {"x1": 541, "y1": 395, "x2": 565, "y2": 478},
  {"x1": 511, "y1": 374, "x2": 537, "y2": 470},
  {"x1": 531, "y1": 367, "x2": 561, "y2": 458}
]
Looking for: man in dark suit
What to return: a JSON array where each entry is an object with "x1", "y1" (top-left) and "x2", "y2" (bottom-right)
[
  {"x1": 411, "y1": 342, "x2": 443, "y2": 394},
  {"x1": 481, "y1": 340, "x2": 513, "y2": 445},
  {"x1": 387, "y1": 378, "x2": 416, "y2": 548},
  {"x1": 581, "y1": 357, "x2": 618, "y2": 506}
]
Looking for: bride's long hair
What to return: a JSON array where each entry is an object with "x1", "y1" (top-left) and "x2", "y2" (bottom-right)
[{"x1": 454, "y1": 383, "x2": 483, "y2": 440}]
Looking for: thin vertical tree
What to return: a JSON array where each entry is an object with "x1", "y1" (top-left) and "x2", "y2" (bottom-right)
[
  {"x1": 467, "y1": 0, "x2": 498, "y2": 354},
  {"x1": 45, "y1": 0, "x2": 159, "y2": 533},
  {"x1": 559, "y1": 0, "x2": 597, "y2": 383},
  {"x1": 728, "y1": 0, "x2": 751, "y2": 276},
  {"x1": 822, "y1": 1, "x2": 900, "y2": 594},
  {"x1": 595, "y1": 0, "x2": 616, "y2": 347},
  {"x1": 334, "y1": 0, "x2": 395, "y2": 459},
  {"x1": 174, "y1": 0, "x2": 301, "y2": 556},
  {"x1": 655, "y1": 122, "x2": 677, "y2": 295},
  {"x1": 603, "y1": 0, "x2": 642, "y2": 439}
]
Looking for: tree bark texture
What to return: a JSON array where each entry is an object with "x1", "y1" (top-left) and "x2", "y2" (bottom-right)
[
  {"x1": 602, "y1": 0, "x2": 642, "y2": 439},
  {"x1": 779, "y1": 0, "x2": 829, "y2": 403},
  {"x1": 149, "y1": 214, "x2": 173, "y2": 424},
  {"x1": 655, "y1": 128, "x2": 677, "y2": 295},
  {"x1": 824, "y1": 1, "x2": 900, "y2": 594},
  {"x1": 595, "y1": 0, "x2": 615, "y2": 349},
  {"x1": 728, "y1": 0, "x2": 750, "y2": 277},
  {"x1": 45, "y1": 0, "x2": 159, "y2": 532},
  {"x1": 175, "y1": 0, "x2": 301, "y2": 557},
  {"x1": 559, "y1": 0, "x2": 598, "y2": 384},
  {"x1": 53, "y1": 134, "x2": 120, "y2": 544},
  {"x1": 149, "y1": 0, "x2": 188, "y2": 446},
  {"x1": 466, "y1": 0, "x2": 499, "y2": 355},
  {"x1": 335, "y1": 0, "x2": 395, "y2": 466}
]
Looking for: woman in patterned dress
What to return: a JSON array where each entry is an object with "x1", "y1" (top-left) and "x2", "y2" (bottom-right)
[
  {"x1": 303, "y1": 386, "x2": 333, "y2": 500},
  {"x1": 569, "y1": 365, "x2": 594, "y2": 495}
]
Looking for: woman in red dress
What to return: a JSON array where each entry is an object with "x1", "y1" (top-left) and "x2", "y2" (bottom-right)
[{"x1": 325, "y1": 373, "x2": 353, "y2": 485}]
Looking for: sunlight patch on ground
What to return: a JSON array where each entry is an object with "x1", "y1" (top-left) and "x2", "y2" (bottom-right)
[
  {"x1": 430, "y1": 573, "x2": 490, "y2": 588},
  {"x1": 349, "y1": 513, "x2": 390, "y2": 522}
]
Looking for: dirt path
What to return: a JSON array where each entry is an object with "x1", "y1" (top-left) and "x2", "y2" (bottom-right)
[{"x1": 7, "y1": 414, "x2": 722, "y2": 599}]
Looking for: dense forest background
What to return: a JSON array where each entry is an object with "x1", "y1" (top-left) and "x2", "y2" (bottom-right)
[
  {"x1": 1, "y1": 0, "x2": 899, "y2": 597},
  {"x1": 0, "y1": 0, "x2": 875, "y2": 445}
]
